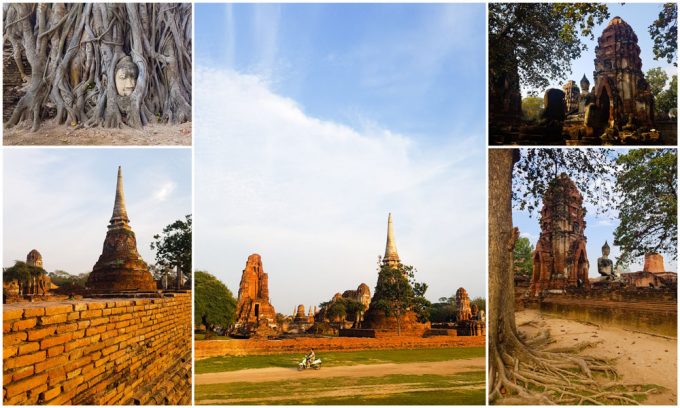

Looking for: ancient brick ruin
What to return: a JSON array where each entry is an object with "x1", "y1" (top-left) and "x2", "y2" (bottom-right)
[
  {"x1": 530, "y1": 174, "x2": 589, "y2": 295},
  {"x1": 3, "y1": 250, "x2": 53, "y2": 302},
  {"x1": 591, "y1": 17, "x2": 654, "y2": 129},
  {"x1": 3, "y1": 165, "x2": 192, "y2": 405},
  {"x1": 86, "y1": 167, "x2": 157, "y2": 292},
  {"x1": 26, "y1": 250, "x2": 43, "y2": 269},
  {"x1": 3, "y1": 293, "x2": 192, "y2": 405},
  {"x1": 491, "y1": 16, "x2": 674, "y2": 145},
  {"x1": 231, "y1": 254, "x2": 277, "y2": 337},
  {"x1": 643, "y1": 252, "x2": 666, "y2": 273},
  {"x1": 455, "y1": 287, "x2": 472, "y2": 322}
]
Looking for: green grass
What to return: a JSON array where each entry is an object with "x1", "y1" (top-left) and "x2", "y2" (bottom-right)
[
  {"x1": 195, "y1": 371, "x2": 486, "y2": 405},
  {"x1": 196, "y1": 346, "x2": 485, "y2": 374}
]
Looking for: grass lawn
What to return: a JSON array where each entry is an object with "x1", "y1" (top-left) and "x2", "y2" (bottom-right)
[
  {"x1": 195, "y1": 371, "x2": 486, "y2": 405},
  {"x1": 196, "y1": 346, "x2": 485, "y2": 374}
]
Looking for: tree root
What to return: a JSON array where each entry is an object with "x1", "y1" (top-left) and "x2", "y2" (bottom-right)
[{"x1": 490, "y1": 334, "x2": 656, "y2": 405}]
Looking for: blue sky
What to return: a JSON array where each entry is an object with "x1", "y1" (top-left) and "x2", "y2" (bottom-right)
[
  {"x1": 525, "y1": 3, "x2": 677, "y2": 96},
  {"x1": 513, "y1": 149, "x2": 677, "y2": 277},
  {"x1": 196, "y1": 3, "x2": 485, "y2": 142},
  {"x1": 3, "y1": 149, "x2": 192, "y2": 275},
  {"x1": 195, "y1": 3, "x2": 486, "y2": 313}
]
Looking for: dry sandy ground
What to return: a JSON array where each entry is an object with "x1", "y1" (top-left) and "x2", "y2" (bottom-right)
[
  {"x1": 195, "y1": 357, "x2": 485, "y2": 385},
  {"x1": 3, "y1": 121, "x2": 191, "y2": 146},
  {"x1": 518, "y1": 309, "x2": 677, "y2": 405}
]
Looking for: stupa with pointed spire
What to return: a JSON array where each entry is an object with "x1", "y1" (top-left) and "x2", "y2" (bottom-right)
[
  {"x1": 361, "y1": 213, "x2": 430, "y2": 336},
  {"x1": 86, "y1": 166, "x2": 157, "y2": 292},
  {"x1": 383, "y1": 213, "x2": 400, "y2": 268}
]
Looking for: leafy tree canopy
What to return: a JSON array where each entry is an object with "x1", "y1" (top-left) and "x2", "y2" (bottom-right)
[
  {"x1": 470, "y1": 297, "x2": 486, "y2": 313},
  {"x1": 646, "y1": 67, "x2": 669, "y2": 96},
  {"x1": 521, "y1": 96, "x2": 544, "y2": 121},
  {"x1": 4, "y1": 261, "x2": 47, "y2": 283},
  {"x1": 150, "y1": 214, "x2": 192, "y2": 280},
  {"x1": 614, "y1": 149, "x2": 677, "y2": 265},
  {"x1": 649, "y1": 3, "x2": 678, "y2": 66},
  {"x1": 194, "y1": 271, "x2": 237, "y2": 333},
  {"x1": 513, "y1": 237, "x2": 534, "y2": 277},
  {"x1": 490, "y1": 3, "x2": 609, "y2": 91},
  {"x1": 656, "y1": 74, "x2": 677, "y2": 116}
]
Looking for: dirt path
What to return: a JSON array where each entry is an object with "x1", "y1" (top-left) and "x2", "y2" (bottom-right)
[
  {"x1": 3, "y1": 121, "x2": 191, "y2": 146},
  {"x1": 518, "y1": 309, "x2": 677, "y2": 405},
  {"x1": 195, "y1": 357, "x2": 485, "y2": 385}
]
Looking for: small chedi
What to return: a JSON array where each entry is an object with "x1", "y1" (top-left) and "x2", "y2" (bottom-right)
[
  {"x1": 86, "y1": 166, "x2": 157, "y2": 292},
  {"x1": 3, "y1": 249, "x2": 53, "y2": 302},
  {"x1": 529, "y1": 174, "x2": 589, "y2": 295},
  {"x1": 455, "y1": 287, "x2": 472, "y2": 321},
  {"x1": 617, "y1": 252, "x2": 677, "y2": 288},
  {"x1": 313, "y1": 284, "x2": 371, "y2": 335},
  {"x1": 231, "y1": 253, "x2": 277, "y2": 337},
  {"x1": 361, "y1": 213, "x2": 430, "y2": 336},
  {"x1": 453, "y1": 287, "x2": 484, "y2": 336}
]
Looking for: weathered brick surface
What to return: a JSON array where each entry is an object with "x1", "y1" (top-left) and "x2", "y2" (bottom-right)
[
  {"x1": 3, "y1": 293, "x2": 191, "y2": 405},
  {"x1": 195, "y1": 335, "x2": 485, "y2": 359}
]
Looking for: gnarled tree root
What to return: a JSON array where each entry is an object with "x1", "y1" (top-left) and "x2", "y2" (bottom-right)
[{"x1": 490, "y1": 336, "x2": 657, "y2": 405}]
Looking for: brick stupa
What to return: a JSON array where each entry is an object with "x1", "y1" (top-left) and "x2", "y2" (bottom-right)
[{"x1": 86, "y1": 166, "x2": 156, "y2": 292}]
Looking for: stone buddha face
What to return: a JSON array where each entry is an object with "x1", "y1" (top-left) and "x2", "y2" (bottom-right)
[
  {"x1": 602, "y1": 244, "x2": 610, "y2": 258},
  {"x1": 115, "y1": 56, "x2": 138, "y2": 96}
]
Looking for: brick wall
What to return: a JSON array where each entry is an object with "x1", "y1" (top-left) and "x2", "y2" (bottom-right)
[
  {"x1": 195, "y1": 335, "x2": 485, "y2": 359},
  {"x1": 3, "y1": 293, "x2": 192, "y2": 405}
]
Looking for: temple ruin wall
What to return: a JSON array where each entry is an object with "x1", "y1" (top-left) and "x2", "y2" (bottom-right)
[
  {"x1": 195, "y1": 335, "x2": 484, "y2": 359},
  {"x1": 3, "y1": 293, "x2": 191, "y2": 405}
]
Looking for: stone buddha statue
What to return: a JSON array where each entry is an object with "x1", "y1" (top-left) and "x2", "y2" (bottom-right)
[
  {"x1": 597, "y1": 241, "x2": 614, "y2": 277},
  {"x1": 114, "y1": 56, "x2": 138, "y2": 96}
]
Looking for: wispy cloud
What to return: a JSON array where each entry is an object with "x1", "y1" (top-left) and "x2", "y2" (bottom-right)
[
  {"x1": 195, "y1": 67, "x2": 486, "y2": 312},
  {"x1": 153, "y1": 181, "x2": 177, "y2": 202}
]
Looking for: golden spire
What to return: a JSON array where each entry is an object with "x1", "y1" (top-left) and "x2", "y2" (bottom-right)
[
  {"x1": 109, "y1": 166, "x2": 130, "y2": 229},
  {"x1": 383, "y1": 213, "x2": 400, "y2": 267}
]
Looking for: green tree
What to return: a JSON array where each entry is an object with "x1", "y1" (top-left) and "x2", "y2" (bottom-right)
[
  {"x1": 370, "y1": 262, "x2": 421, "y2": 336},
  {"x1": 150, "y1": 214, "x2": 192, "y2": 281},
  {"x1": 4, "y1": 261, "x2": 45, "y2": 284},
  {"x1": 470, "y1": 297, "x2": 486, "y2": 313},
  {"x1": 614, "y1": 149, "x2": 677, "y2": 266},
  {"x1": 489, "y1": 148, "x2": 630, "y2": 404},
  {"x1": 428, "y1": 302, "x2": 456, "y2": 323},
  {"x1": 194, "y1": 271, "x2": 237, "y2": 335},
  {"x1": 646, "y1": 67, "x2": 669, "y2": 96},
  {"x1": 48, "y1": 270, "x2": 88, "y2": 290},
  {"x1": 521, "y1": 96, "x2": 544, "y2": 121},
  {"x1": 490, "y1": 3, "x2": 609, "y2": 92},
  {"x1": 513, "y1": 237, "x2": 534, "y2": 276},
  {"x1": 656, "y1": 74, "x2": 677, "y2": 116},
  {"x1": 649, "y1": 3, "x2": 677, "y2": 65}
]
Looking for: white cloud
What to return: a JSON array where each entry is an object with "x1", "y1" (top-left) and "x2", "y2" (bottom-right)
[
  {"x1": 153, "y1": 181, "x2": 177, "y2": 202},
  {"x1": 195, "y1": 67, "x2": 486, "y2": 313}
]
